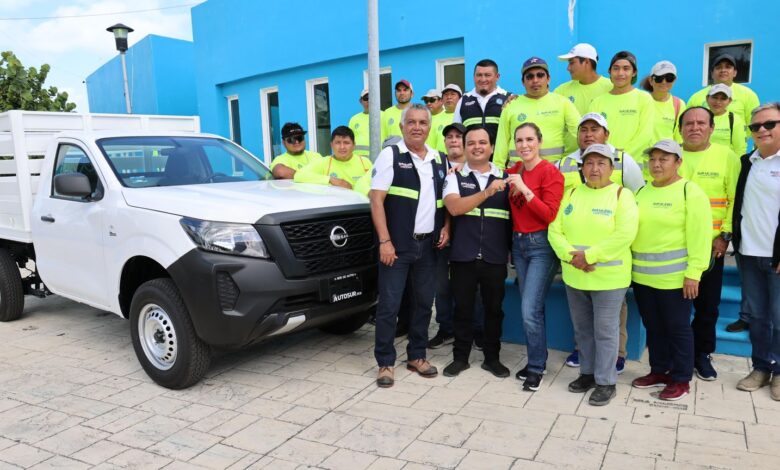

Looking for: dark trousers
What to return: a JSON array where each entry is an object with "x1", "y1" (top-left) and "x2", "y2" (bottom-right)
[
  {"x1": 434, "y1": 245, "x2": 485, "y2": 335},
  {"x1": 692, "y1": 256, "x2": 724, "y2": 355},
  {"x1": 634, "y1": 283, "x2": 694, "y2": 383},
  {"x1": 374, "y1": 238, "x2": 436, "y2": 367},
  {"x1": 738, "y1": 254, "x2": 780, "y2": 374},
  {"x1": 450, "y1": 260, "x2": 506, "y2": 362}
]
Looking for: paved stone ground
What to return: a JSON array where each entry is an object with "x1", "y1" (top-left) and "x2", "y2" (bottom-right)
[{"x1": 0, "y1": 295, "x2": 777, "y2": 470}]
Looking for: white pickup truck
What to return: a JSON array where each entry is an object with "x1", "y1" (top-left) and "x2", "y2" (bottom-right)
[{"x1": 0, "y1": 111, "x2": 377, "y2": 389}]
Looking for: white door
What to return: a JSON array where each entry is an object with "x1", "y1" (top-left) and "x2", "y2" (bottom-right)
[{"x1": 31, "y1": 142, "x2": 110, "y2": 308}]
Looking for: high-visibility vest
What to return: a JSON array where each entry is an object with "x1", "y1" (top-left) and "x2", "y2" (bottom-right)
[{"x1": 459, "y1": 92, "x2": 508, "y2": 145}]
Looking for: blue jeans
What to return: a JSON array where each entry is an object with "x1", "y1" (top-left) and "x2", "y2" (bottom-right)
[
  {"x1": 738, "y1": 254, "x2": 780, "y2": 374},
  {"x1": 435, "y1": 245, "x2": 484, "y2": 335},
  {"x1": 511, "y1": 230, "x2": 559, "y2": 374},
  {"x1": 375, "y1": 237, "x2": 437, "y2": 367}
]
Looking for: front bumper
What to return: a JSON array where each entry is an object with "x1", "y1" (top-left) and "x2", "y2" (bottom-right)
[{"x1": 167, "y1": 248, "x2": 377, "y2": 348}]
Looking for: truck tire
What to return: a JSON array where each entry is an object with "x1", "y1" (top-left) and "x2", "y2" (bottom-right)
[
  {"x1": 319, "y1": 306, "x2": 373, "y2": 335},
  {"x1": 0, "y1": 248, "x2": 24, "y2": 322},
  {"x1": 129, "y1": 278, "x2": 210, "y2": 389}
]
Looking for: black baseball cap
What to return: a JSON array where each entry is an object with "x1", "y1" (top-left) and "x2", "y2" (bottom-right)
[
  {"x1": 712, "y1": 53, "x2": 737, "y2": 69},
  {"x1": 281, "y1": 122, "x2": 306, "y2": 139},
  {"x1": 442, "y1": 122, "x2": 467, "y2": 137}
]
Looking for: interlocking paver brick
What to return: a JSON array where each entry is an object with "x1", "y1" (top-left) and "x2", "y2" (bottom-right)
[
  {"x1": 221, "y1": 417, "x2": 302, "y2": 454},
  {"x1": 298, "y1": 411, "x2": 364, "y2": 445},
  {"x1": 336, "y1": 418, "x2": 423, "y2": 458},
  {"x1": 455, "y1": 450, "x2": 514, "y2": 470},
  {"x1": 35, "y1": 425, "x2": 109, "y2": 456},
  {"x1": 608, "y1": 422, "x2": 676, "y2": 460},
  {"x1": 601, "y1": 451, "x2": 654, "y2": 470},
  {"x1": 536, "y1": 436, "x2": 607, "y2": 469},
  {"x1": 70, "y1": 439, "x2": 130, "y2": 466},
  {"x1": 418, "y1": 414, "x2": 482, "y2": 447},
  {"x1": 463, "y1": 420, "x2": 546, "y2": 459},
  {"x1": 269, "y1": 437, "x2": 337, "y2": 466},
  {"x1": 320, "y1": 448, "x2": 377, "y2": 470},
  {"x1": 398, "y1": 440, "x2": 468, "y2": 468},
  {"x1": 0, "y1": 443, "x2": 53, "y2": 467}
]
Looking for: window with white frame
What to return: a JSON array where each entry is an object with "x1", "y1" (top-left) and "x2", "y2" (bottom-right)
[
  {"x1": 260, "y1": 87, "x2": 281, "y2": 165},
  {"x1": 363, "y1": 67, "x2": 393, "y2": 111},
  {"x1": 306, "y1": 78, "x2": 331, "y2": 155},
  {"x1": 227, "y1": 95, "x2": 241, "y2": 145},
  {"x1": 703, "y1": 40, "x2": 753, "y2": 86},
  {"x1": 436, "y1": 57, "x2": 465, "y2": 92}
]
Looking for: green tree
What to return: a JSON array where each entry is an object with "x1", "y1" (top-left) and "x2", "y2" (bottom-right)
[{"x1": 0, "y1": 51, "x2": 77, "y2": 112}]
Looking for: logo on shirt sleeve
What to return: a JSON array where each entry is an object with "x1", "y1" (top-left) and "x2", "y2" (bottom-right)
[
  {"x1": 569, "y1": 96, "x2": 575, "y2": 103},
  {"x1": 564, "y1": 203, "x2": 574, "y2": 215},
  {"x1": 517, "y1": 113, "x2": 527, "y2": 122}
]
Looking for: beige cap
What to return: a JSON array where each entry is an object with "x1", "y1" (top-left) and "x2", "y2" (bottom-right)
[
  {"x1": 644, "y1": 139, "x2": 683, "y2": 159},
  {"x1": 579, "y1": 112, "x2": 609, "y2": 131},
  {"x1": 708, "y1": 83, "x2": 732, "y2": 98},
  {"x1": 582, "y1": 143, "x2": 616, "y2": 163}
]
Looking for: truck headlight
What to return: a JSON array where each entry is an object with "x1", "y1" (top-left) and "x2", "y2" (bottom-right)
[{"x1": 180, "y1": 217, "x2": 270, "y2": 259}]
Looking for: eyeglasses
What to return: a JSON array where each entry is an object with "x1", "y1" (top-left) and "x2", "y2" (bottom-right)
[
  {"x1": 361, "y1": 95, "x2": 369, "y2": 101},
  {"x1": 524, "y1": 71, "x2": 547, "y2": 81},
  {"x1": 284, "y1": 135, "x2": 305, "y2": 144},
  {"x1": 653, "y1": 73, "x2": 676, "y2": 83},
  {"x1": 748, "y1": 120, "x2": 780, "y2": 132},
  {"x1": 422, "y1": 97, "x2": 440, "y2": 104}
]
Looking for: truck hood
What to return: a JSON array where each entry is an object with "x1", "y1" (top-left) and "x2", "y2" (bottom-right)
[{"x1": 121, "y1": 180, "x2": 369, "y2": 224}]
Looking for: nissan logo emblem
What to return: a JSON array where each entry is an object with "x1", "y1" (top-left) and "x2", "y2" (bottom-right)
[{"x1": 329, "y1": 225, "x2": 348, "y2": 248}]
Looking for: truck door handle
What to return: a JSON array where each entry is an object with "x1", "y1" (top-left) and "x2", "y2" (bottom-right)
[{"x1": 40, "y1": 215, "x2": 55, "y2": 223}]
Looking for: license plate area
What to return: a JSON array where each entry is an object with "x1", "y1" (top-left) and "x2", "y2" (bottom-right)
[{"x1": 328, "y1": 273, "x2": 362, "y2": 303}]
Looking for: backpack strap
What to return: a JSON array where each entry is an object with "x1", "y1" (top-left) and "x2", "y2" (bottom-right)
[
  {"x1": 728, "y1": 112, "x2": 734, "y2": 143},
  {"x1": 617, "y1": 185, "x2": 623, "y2": 200},
  {"x1": 672, "y1": 96, "x2": 683, "y2": 131}
]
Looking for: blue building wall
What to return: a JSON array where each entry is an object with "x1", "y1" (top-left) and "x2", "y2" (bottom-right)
[
  {"x1": 86, "y1": 35, "x2": 197, "y2": 115},
  {"x1": 190, "y1": 0, "x2": 778, "y2": 160}
]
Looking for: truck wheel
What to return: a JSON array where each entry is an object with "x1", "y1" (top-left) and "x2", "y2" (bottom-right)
[
  {"x1": 129, "y1": 278, "x2": 210, "y2": 389},
  {"x1": 319, "y1": 307, "x2": 373, "y2": 335},
  {"x1": 0, "y1": 248, "x2": 24, "y2": 322}
]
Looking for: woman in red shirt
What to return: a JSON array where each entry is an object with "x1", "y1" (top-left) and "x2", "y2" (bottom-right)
[{"x1": 506, "y1": 123, "x2": 565, "y2": 392}]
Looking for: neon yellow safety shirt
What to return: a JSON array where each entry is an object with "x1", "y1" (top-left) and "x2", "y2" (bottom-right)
[
  {"x1": 493, "y1": 92, "x2": 581, "y2": 168},
  {"x1": 348, "y1": 112, "x2": 371, "y2": 157},
  {"x1": 381, "y1": 106, "x2": 404, "y2": 141},
  {"x1": 650, "y1": 95, "x2": 685, "y2": 144},
  {"x1": 687, "y1": 83, "x2": 760, "y2": 127},
  {"x1": 270, "y1": 150, "x2": 323, "y2": 172},
  {"x1": 588, "y1": 89, "x2": 656, "y2": 177},
  {"x1": 548, "y1": 183, "x2": 639, "y2": 290},
  {"x1": 711, "y1": 111, "x2": 748, "y2": 156},
  {"x1": 632, "y1": 178, "x2": 712, "y2": 289},
  {"x1": 679, "y1": 143, "x2": 740, "y2": 238},
  {"x1": 553, "y1": 76, "x2": 613, "y2": 115},
  {"x1": 426, "y1": 111, "x2": 454, "y2": 154},
  {"x1": 293, "y1": 154, "x2": 373, "y2": 195}
]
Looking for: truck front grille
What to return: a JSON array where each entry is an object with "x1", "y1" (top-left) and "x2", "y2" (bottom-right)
[{"x1": 280, "y1": 214, "x2": 376, "y2": 275}]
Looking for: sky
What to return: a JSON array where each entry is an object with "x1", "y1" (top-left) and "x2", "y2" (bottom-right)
[{"x1": 0, "y1": 0, "x2": 204, "y2": 112}]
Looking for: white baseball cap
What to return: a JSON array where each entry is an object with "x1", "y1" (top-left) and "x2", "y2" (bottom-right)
[
  {"x1": 708, "y1": 83, "x2": 732, "y2": 98},
  {"x1": 441, "y1": 83, "x2": 463, "y2": 95},
  {"x1": 423, "y1": 89, "x2": 441, "y2": 99},
  {"x1": 644, "y1": 139, "x2": 683, "y2": 159},
  {"x1": 360, "y1": 88, "x2": 369, "y2": 99},
  {"x1": 578, "y1": 112, "x2": 609, "y2": 131},
  {"x1": 558, "y1": 43, "x2": 598, "y2": 62},
  {"x1": 582, "y1": 143, "x2": 617, "y2": 163},
  {"x1": 651, "y1": 61, "x2": 677, "y2": 77}
]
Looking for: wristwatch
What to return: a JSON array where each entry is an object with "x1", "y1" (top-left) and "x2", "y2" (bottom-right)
[{"x1": 720, "y1": 232, "x2": 732, "y2": 242}]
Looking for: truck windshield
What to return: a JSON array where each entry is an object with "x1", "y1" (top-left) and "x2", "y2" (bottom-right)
[{"x1": 96, "y1": 136, "x2": 273, "y2": 188}]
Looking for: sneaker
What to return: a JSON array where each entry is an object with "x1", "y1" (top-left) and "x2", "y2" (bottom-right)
[
  {"x1": 659, "y1": 382, "x2": 690, "y2": 401},
  {"x1": 427, "y1": 330, "x2": 454, "y2": 349},
  {"x1": 515, "y1": 364, "x2": 548, "y2": 381},
  {"x1": 725, "y1": 318, "x2": 749, "y2": 333},
  {"x1": 565, "y1": 350, "x2": 580, "y2": 367},
  {"x1": 481, "y1": 359, "x2": 510, "y2": 378},
  {"x1": 376, "y1": 367, "x2": 394, "y2": 388},
  {"x1": 736, "y1": 370, "x2": 771, "y2": 392},
  {"x1": 772, "y1": 376, "x2": 780, "y2": 401},
  {"x1": 588, "y1": 384, "x2": 616, "y2": 406},
  {"x1": 443, "y1": 360, "x2": 470, "y2": 377},
  {"x1": 694, "y1": 354, "x2": 717, "y2": 381},
  {"x1": 406, "y1": 359, "x2": 438, "y2": 378},
  {"x1": 568, "y1": 374, "x2": 596, "y2": 393},
  {"x1": 632, "y1": 372, "x2": 671, "y2": 389},
  {"x1": 616, "y1": 356, "x2": 626, "y2": 374},
  {"x1": 523, "y1": 371, "x2": 544, "y2": 391},
  {"x1": 473, "y1": 331, "x2": 485, "y2": 351}
]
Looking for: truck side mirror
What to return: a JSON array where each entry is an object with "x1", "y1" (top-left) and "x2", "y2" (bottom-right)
[{"x1": 54, "y1": 172, "x2": 93, "y2": 198}]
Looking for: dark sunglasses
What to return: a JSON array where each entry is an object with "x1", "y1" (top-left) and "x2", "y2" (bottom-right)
[
  {"x1": 284, "y1": 135, "x2": 305, "y2": 144},
  {"x1": 653, "y1": 73, "x2": 676, "y2": 83},
  {"x1": 422, "y1": 97, "x2": 440, "y2": 104},
  {"x1": 524, "y1": 71, "x2": 547, "y2": 81},
  {"x1": 361, "y1": 95, "x2": 369, "y2": 101},
  {"x1": 748, "y1": 120, "x2": 780, "y2": 133}
]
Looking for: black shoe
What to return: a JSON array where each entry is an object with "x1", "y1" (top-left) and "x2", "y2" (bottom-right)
[
  {"x1": 473, "y1": 331, "x2": 485, "y2": 351},
  {"x1": 568, "y1": 374, "x2": 596, "y2": 393},
  {"x1": 694, "y1": 353, "x2": 717, "y2": 381},
  {"x1": 395, "y1": 324, "x2": 409, "y2": 338},
  {"x1": 481, "y1": 360, "x2": 510, "y2": 378},
  {"x1": 726, "y1": 319, "x2": 749, "y2": 333},
  {"x1": 523, "y1": 371, "x2": 543, "y2": 391},
  {"x1": 443, "y1": 360, "x2": 470, "y2": 377},
  {"x1": 515, "y1": 364, "x2": 547, "y2": 381},
  {"x1": 588, "y1": 384, "x2": 616, "y2": 406},
  {"x1": 428, "y1": 330, "x2": 454, "y2": 349}
]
